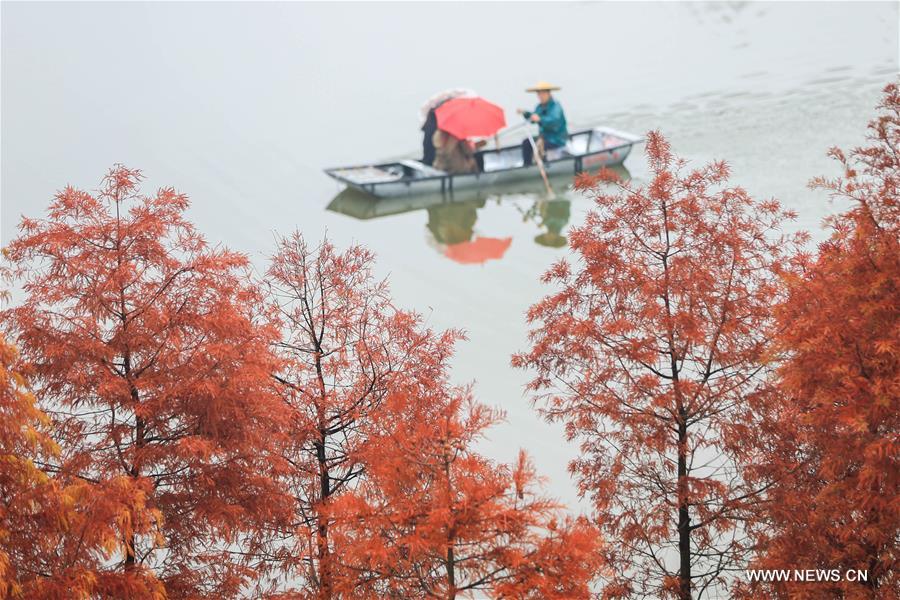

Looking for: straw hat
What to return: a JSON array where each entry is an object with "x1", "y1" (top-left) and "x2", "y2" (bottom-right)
[{"x1": 526, "y1": 81, "x2": 561, "y2": 92}]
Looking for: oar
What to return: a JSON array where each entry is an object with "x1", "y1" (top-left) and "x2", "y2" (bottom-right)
[{"x1": 523, "y1": 125, "x2": 556, "y2": 199}]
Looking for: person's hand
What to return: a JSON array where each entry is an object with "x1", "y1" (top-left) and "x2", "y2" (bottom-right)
[
  {"x1": 516, "y1": 108, "x2": 525, "y2": 115},
  {"x1": 530, "y1": 114, "x2": 541, "y2": 123}
]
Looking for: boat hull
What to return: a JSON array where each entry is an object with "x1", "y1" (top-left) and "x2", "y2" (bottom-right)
[{"x1": 325, "y1": 126, "x2": 641, "y2": 198}]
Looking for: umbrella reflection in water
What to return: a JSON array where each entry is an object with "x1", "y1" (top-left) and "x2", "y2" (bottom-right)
[
  {"x1": 444, "y1": 237, "x2": 512, "y2": 265},
  {"x1": 425, "y1": 200, "x2": 511, "y2": 265}
]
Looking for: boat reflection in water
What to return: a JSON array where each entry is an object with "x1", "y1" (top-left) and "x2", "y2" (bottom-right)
[{"x1": 326, "y1": 165, "x2": 630, "y2": 264}]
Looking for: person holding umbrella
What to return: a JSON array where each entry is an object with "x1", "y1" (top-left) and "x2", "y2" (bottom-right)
[
  {"x1": 517, "y1": 81, "x2": 568, "y2": 166},
  {"x1": 432, "y1": 130, "x2": 478, "y2": 174},
  {"x1": 420, "y1": 88, "x2": 475, "y2": 166},
  {"x1": 432, "y1": 95, "x2": 507, "y2": 174}
]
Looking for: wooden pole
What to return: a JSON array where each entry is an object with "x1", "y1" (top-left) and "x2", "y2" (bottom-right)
[{"x1": 524, "y1": 126, "x2": 556, "y2": 199}]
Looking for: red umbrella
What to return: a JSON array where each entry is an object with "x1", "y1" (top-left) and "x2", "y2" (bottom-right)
[
  {"x1": 435, "y1": 96, "x2": 507, "y2": 140},
  {"x1": 444, "y1": 237, "x2": 512, "y2": 265}
]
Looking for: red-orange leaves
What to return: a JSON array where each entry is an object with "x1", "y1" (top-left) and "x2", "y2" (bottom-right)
[
  {"x1": 2, "y1": 166, "x2": 289, "y2": 599},
  {"x1": 0, "y1": 334, "x2": 80, "y2": 600},
  {"x1": 262, "y1": 233, "x2": 465, "y2": 598},
  {"x1": 742, "y1": 83, "x2": 900, "y2": 599},
  {"x1": 515, "y1": 132, "x2": 803, "y2": 599},
  {"x1": 332, "y1": 389, "x2": 603, "y2": 599},
  {"x1": 262, "y1": 234, "x2": 602, "y2": 598}
]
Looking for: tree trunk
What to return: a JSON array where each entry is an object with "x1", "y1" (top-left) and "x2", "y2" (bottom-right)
[
  {"x1": 661, "y1": 202, "x2": 692, "y2": 599},
  {"x1": 444, "y1": 452, "x2": 457, "y2": 600},
  {"x1": 124, "y1": 413, "x2": 143, "y2": 572},
  {"x1": 124, "y1": 347, "x2": 142, "y2": 573},
  {"x1": 677, "y1": 417, "x2": 691, "y2": 600},
  {"x1": 315, "y1": 429, "x2": 332, "y2": 599},
  {"x1": 312, "y1": 328, "x2": 333, "y2": 599},
  {"x1": 446, "y1": 545, "x2": 456, "y2": 600}
]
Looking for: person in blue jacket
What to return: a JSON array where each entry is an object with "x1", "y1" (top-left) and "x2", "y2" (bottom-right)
[{"x1": 517, "y1": 81, "x2": 568, "y2": 166}]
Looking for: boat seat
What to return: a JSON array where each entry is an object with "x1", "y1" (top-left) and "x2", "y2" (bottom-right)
[
  {"x1": 399, "y1": 159, "x2": 446, "y2": 177},
  {"x1": 482, "y1": 149, "x2": 524, "y2": 172}
]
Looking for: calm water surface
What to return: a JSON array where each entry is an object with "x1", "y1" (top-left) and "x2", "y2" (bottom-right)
[{"x1": 3, "y1": 1, "x2": 898, "y2": 508}]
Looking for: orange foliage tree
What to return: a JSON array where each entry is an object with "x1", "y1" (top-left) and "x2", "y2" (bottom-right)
[
  {"x1": 1, "y1": 167, "x2": 291, "y2": 599},
  {"x1": 514, "y1": 134, "x2": 804, "y2": 599},
  {"x1": 261, "y1": 234, "x2": 461, "y2": 598},
  {"x1": 0, "y1": 333, "x2": 73, "y2": 599},
  {"x1": 331, "y1": 386, "x2": 603, "y2": 599},
  {"x1": 261, "y1": 235, "x2": 600, "y2": 598},
  {"x1": 741, "y1": 83, "x2": 900, "y2": 598}
]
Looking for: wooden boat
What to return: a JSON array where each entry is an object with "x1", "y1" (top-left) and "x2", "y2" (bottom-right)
[{"x1": 324, "y1": 126, "x2": 642, "y2": 198}]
